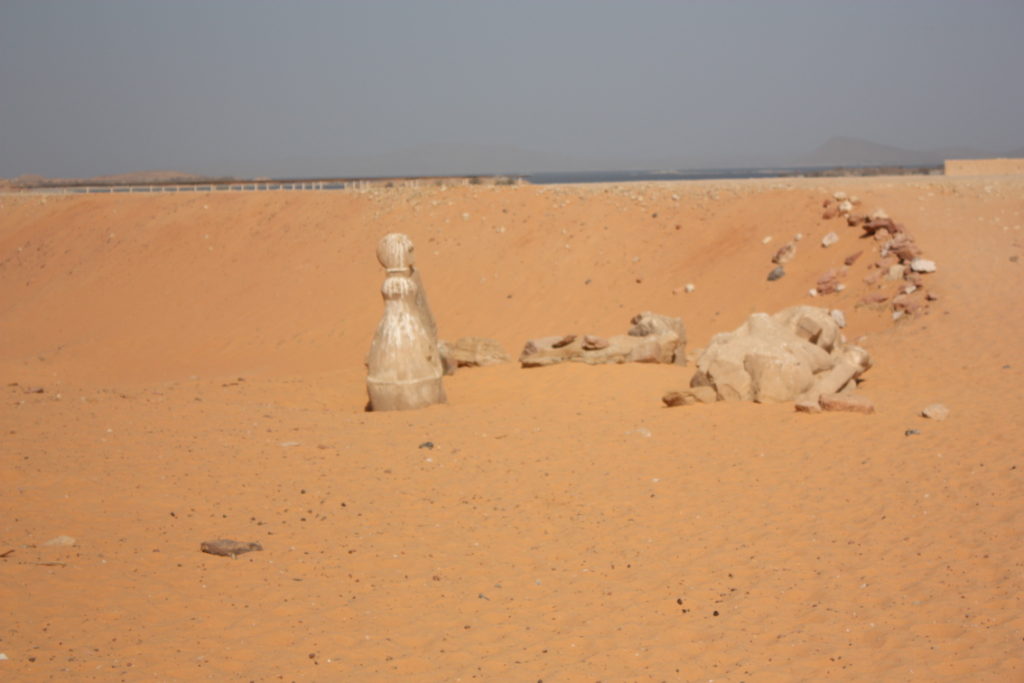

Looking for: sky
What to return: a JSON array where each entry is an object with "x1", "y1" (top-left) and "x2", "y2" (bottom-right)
[{"x1": 1, "y1": 0, "x2": 1022, "y2": 179}]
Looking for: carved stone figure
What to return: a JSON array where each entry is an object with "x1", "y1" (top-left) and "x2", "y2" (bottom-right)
[{"x1": 366, "y1": 235, "x2": 445, "y2": 411}]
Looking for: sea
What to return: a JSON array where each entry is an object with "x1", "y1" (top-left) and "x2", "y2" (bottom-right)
[{"x1": 524, "y1": 165, "x2": 940, "y2": 184}]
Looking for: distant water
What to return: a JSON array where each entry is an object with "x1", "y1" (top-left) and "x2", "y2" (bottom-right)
[{"x1": 525, "y1": 165, "x2": 938, "y2": 184}]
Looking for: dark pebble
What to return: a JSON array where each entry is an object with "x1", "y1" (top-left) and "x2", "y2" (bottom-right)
[
  {"x1": 905, "y1": 429, "x2": 920, "y2": 436},
  {"x1": 767, "y1": 266, "x2": 785, "y2": 281},
  {"x1": 419, "y1": 441, "x2": 434, "y2": 449}
]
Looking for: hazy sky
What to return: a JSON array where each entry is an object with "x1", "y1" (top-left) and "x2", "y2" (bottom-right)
[{"x1": 1, "y1": 0, "x2": 1022, "y2": 178}]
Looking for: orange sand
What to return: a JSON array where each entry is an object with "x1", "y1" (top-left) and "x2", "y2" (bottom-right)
[{"x1": 1, "y1": 175, "x2": 1022, "y2": 680}]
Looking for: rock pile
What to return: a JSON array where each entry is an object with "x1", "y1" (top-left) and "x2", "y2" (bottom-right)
[
  {"x1": 520, "y1": 312, "x2": 686, "y2": 368},
  {"x1": 663, "y1": 305, "x2": 873, "y2": 412},
  {"x1": 820, "y1": 196, "x2": 938, "y2": 319}
]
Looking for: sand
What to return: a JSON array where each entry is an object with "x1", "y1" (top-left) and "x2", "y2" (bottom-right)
[{"x1": 1, "y1": 173, "x2": 1022, "y2": 681}]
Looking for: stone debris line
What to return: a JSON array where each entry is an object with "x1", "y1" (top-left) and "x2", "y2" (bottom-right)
[
  {"x1": 519, "y1": 312, "x2": 686, "y2": 368},
  {"x1": 664, "y1": 305, "x2": 874, "y2": 413},
  {"x1": 365, "y1": 234, "x2": 446, "y2": 411},
  {"x1": 820, "y1": 191, "x2": 937, "y2": 318}
]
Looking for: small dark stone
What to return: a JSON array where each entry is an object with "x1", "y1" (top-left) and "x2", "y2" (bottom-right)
[
  {"x1": 418, "y1": 441, "x2": 434, "y2": 449},
  {"x1": 713, "y1": 610, "x2": 720, "y2": 616},
  {"x1": 905, "y1": 429, "x2": 920, "y2": 436},
  {"x1": 676, "y1": 598, "x2": 683, "y2": 605},
  {"x1": 767, "y1": 266, "x2": 785, "y2": 281}
]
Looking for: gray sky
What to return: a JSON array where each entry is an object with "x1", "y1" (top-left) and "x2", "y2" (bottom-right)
[{"x1": 1, "y1": 0, "x2": 1022, "y2": 178}]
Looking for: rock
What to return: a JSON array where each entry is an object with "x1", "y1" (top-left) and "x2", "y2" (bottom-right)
[
  {"x1": 862, "y1": 218, "x2": 895, "y2": 235},
  {"x1": 684, "y1": 283, "x2": 696, "y2": 293},
  {"x1": 200, "y1": 539, "x2": 263, "y2": 559},
  {"x1": 846, "y1": 213, "x2": 868, "y2": 226},
  {"x1": 42, "y1": 535, "x2": 76, "y2": 547},
  {"x1": 772, "y1": 242, "x2": 797, "y2": 265},
  {"x1": 844, "y1": 250, "x2": 863, "y2": 266},
  {"x1": 794, "y1": 400, "x2": 822, "y2": 413},
  {"x1": 859, "y1": 291, "x2": 889, "y2": 305},
  {"x1": 870, "y1": 208, "x2": 890, "y2": 221},
  {"x1": 833, "y1": 191, "x2": 848, "y2": 201},
  {"x1": 819, "y1": 393, "x2": 875, "y2": 414},
  {"x1": 886, "y1": 235, "x2": 922, "y2": 262},
  {"x1": 628, "y1": 311, "x2": 687, "y2": 364},
  {"x1": 520, "y1": 313, "x2": 685, "y2": 367},
  {"x1": 690, "y1": 306, "x2": 870, "y2": 405},
  {"x1": 662, "y1": 386, "x2": 717, "y2": 407},
  {"x1": 816, "y1": 269, "x2": 842, "y2": 295},
  {"x1": 886, "y1": 264, "x2": 906, "y2": 281},
  {"x1": 440, "y1": 337, "x2": 509, "y2": 368},
  {"x1": 921, "y1": 403, "x2": 950, "y2": 420},
  {"x1": 767, "y1": 266, "x2": 785, "y2": 281},
  {"x1": 821, "y1": 232, "x2": 839, "y2": 248},
  {"x1": 822, "y1": 206, "x2": 838, "y2": 220},
  {"x1": 910, "y1": 258, "x2": 936, "y2": 273},
  {"x1": 891, "y1": 293, "x2": 924, "y2": 316},
  {"x1": 552, "y1": 334, "x2": 576, "y2": 348},
  {"x1": 830, "y1": 309, "x2": 846, "y2": 328},
  {"x1": 837, "y1": 200, "x2": 853, "y2": 215}
]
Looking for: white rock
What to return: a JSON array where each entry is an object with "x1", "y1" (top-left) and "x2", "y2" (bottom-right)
[
  {"x1": 809, "y1": 288, "x2": 818, "y2": 297},
  {"x1": 762, "y1": 236, "x2": 773, "y2": 244},
  {"x1": 43, "y1": 535, "x2": 76, "y2": 547},
  {"x1": 838, "y1": 200, "x2": 854, "y2": 214},
  {"x1": 830, "y1": 309, "x2": 846, "y2": 328},
  {"x1": 684, "y1": 283, "x2": 696, "y2": 293},
  {"x1": 821, "y1": 232, "x2": 839, "y2": 248},
  {"x1": 921, "y1": 403, "x2": 950, "y2": 420},
  {"x1": 910, "y1": 258, "x2": 936, "y2": 273},
  {"x1": 833, "y1": 191, "x2": 848, "y2": 201},
  {"x1": 871, "y1": 208, "x2": 889, "y2": 220}
]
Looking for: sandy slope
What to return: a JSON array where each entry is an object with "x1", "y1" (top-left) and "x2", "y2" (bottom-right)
[{"x1": 1, "y1": 175, "x2": 1022, "y2": 681}]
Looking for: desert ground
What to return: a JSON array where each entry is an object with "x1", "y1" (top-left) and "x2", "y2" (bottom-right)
[{"x1": 1, "y1": 171, "x2": 1022, "y2": 681}]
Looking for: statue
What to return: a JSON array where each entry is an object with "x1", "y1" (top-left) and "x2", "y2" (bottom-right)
[{"x1": 366, "y1": 234, "x2": 446, "y2": 411}]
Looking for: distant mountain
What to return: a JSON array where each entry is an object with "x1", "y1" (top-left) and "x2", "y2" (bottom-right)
[{"x1": 798, "y1": 136, "x2": 999, "y2": 167}]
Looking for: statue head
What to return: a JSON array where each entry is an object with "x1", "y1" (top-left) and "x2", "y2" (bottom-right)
[{"x1": 377, "y1": 233, "x2": 415, "y2": 272}]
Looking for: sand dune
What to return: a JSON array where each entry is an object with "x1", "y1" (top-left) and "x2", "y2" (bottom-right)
[{"x1": 1, "y1": 174, "x2": 1022, "y2": 680}]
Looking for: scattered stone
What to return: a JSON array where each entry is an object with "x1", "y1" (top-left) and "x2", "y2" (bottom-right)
[
  {"x1": 767, "y1": 266, "x2": 785, "y2": 281},
  {"x1": 926, "y1": 291, "x2": 939, "y2": 301},
  {"x1": 684, "y1": 283, "x2": 696, "y2": 293},
  {"x1": 794, "y1": 400, "x2": 822, "y2": 413},
  {"x1": 418, "y1": 441, "x2": 435, "y2": 449},
  {"x1": 772, "y1": 242, "x2": 797, "y2": 265},
  {"x1": 819, "y1": 392, "x2": 875, "y2": 414},
  {"x1": 860, "y1": 291, "x2": 889, "y2": 305},
  {"x1": 846, "y1": 213, "x2": 869, "y2": 226},
  {"x1": 821, "y1": 232, "x2": 839, "y2": 248},
  {"x1": 905, "y1": 429, "x2": 920, "y2": 436},
  {"x1": 42, "y1": 535, "x2": 76, "y2": 547},
  {"x1": 837, "y1": 200, "x2": 854, "y2": 215},
  {"x1": 844, "y1": 251, "x2": 863, "y2": 266},
  {"x1": 833, "y1": 191, "x2": 848, "y2": 201},
  {"x1": 816, "y1": 269, "x2": 843, "y2": 295},
  {"x1": 830, "y1": 309, "x2": 846, "y2": 328},
  {"x1": 921, "y1": 403, "x2": 950, "y2": 420},
  {"x1": 581, "y1": 334, "x2": 609, "y2": 351},
  {"x1": 22, "y1": 386, "x2": 44, "y2": 394},
  {"x1": 887, "y1": 264, "x2": 906, "y2": 280},
  {"x1": 886, "y1": 235, "x2": 922, "y2": 262},
  {"x1": 200, "y1": 539, "x2": 263, "y2": 559},
  {"x1": 822, "y1": 206, "x2": 838, "y2": 220},
  {"x1": 662, "y1": 386, "x2": 717, "y2": 407},
  {"x1": 762, "y1": 236, "x2": 773, "y2": 244},
  {"x1": 551, "y1": 334, "x2": 576, "y2": 348},
  {"x1": 809, "y1": 288, "x2": 818, "y2": 297},
  {"x1": 910, "y1": 258, "x2": 936, "y2": 273}
]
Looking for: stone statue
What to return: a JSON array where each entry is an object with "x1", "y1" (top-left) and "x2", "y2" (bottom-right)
[{"x1": 366, "y1": 234, "x2": 446, "y2": 411}]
